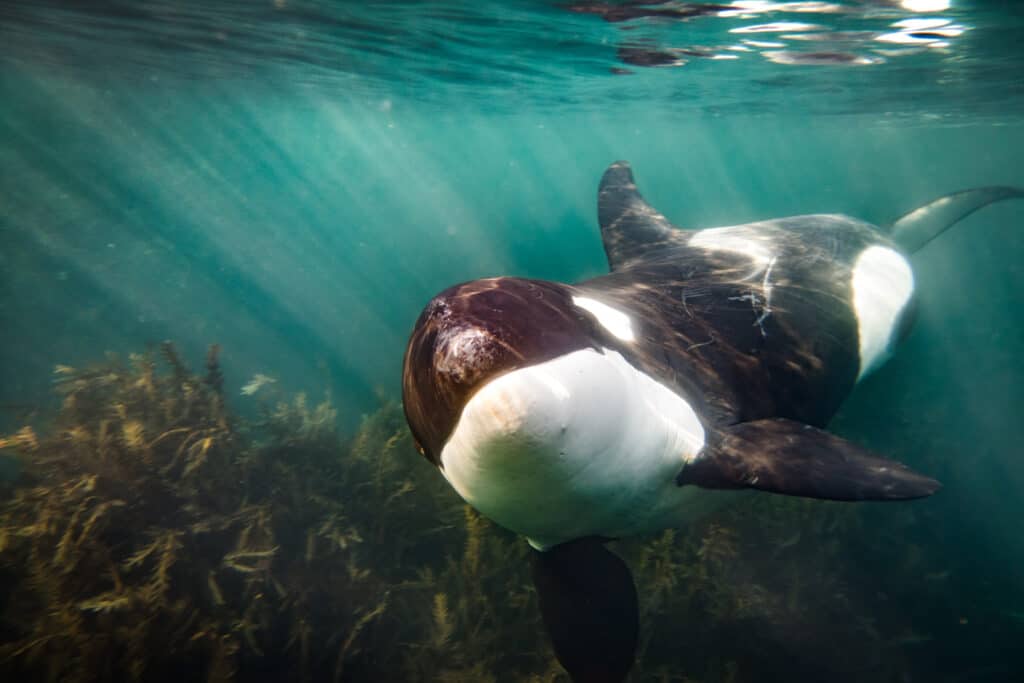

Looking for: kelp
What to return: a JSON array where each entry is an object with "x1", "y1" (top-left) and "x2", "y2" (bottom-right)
[
  {"x1": 0, "y1": 343, "x2": 973, "y2": 682},
  {"x1": 0, "y1": 345, "x2": 384, "y2": 683},
  {"x1": 0, "y1": 344, "x2": 553, "y2": 682}
]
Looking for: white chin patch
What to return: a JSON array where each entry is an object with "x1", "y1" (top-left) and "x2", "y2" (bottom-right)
[
  {"x1": 439, "y1": 348, "x2": 705, "y2": 550},
  {"x1": 851, "y1": 245, "x2": 915, "y2": 380}
]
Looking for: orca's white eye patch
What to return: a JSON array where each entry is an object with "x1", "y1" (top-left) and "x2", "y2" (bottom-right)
[{"x1": 572, "y1": 296, "x2": 635, "y2": 342}]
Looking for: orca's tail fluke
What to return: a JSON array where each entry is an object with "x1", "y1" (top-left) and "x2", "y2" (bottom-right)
[{"x1": 888, "y1": 186, "x2": 1024, "y2": 253}]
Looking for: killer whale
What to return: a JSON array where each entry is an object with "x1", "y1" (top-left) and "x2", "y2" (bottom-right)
[{"x1": 401, "y1": 161, "x2": 1024, "y2": 682}]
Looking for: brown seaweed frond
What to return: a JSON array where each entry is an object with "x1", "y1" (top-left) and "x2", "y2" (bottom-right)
[
  {"x1": 437, "y1": 661, "x2": 499, "y2": 683},
  {"x1": 121, "y1": 420, "x2": 146, "y2": 451},
  {"x1": 697, "y1": 523, "x2": 738, "y2": 568},
  {"x1": 222, "y1": 546, "x2": 278, "y2": 574},
  {"x1": 204, "y1": 344, "x2": 224, "y2": 395},
  {"x1": 77, "y1": 500, "x2": 125, "y2": 548},
  {"x1": 461, "y1": 505, "x2": 484, "y2": 579},
  {"x1": 263, "y1": 392, "x2": 338, "y2": 447},
  {"x1": 77, "y1": 590, "x2": 136, "y2": 613},
  {"x1": 122, "y1": 533, "x2": 164, "y2": 571},
  {"x1": 138, "y1": 531, "x2": 182, "y2": 605},
  {"x1": 431, "y1": 592, "x2": 454, "y2": 649},
  {"x1": 129, "y1": 352, "x2": 157, "y2": 397},
  {"x1": 635, "y1": 529, "x2": 684, "y2": 622},
  {"x1": 316, "y1": 514, "x2": 362, "y2": 554},
  {"x1": 333, "y1": 593, "x2": 390, "y2": 683},
  {"x1": 207, "y1": 571, "x2": 225, "y2": 606},
  {"x1": 155, "y1": 425, "x2": 230, "y2": 482},
  {"x1": 0, "y1": 425, "x2": 39, "y2": 452},
  {"x1": 206, "y1": 634, "x2": 240, "y2": 683},
  {"x1": 160, "y1": 341, "x2": 192, "y2": 388},
  {"x1": 182, "y1": 434, "x2": 215, "y2": 478}
]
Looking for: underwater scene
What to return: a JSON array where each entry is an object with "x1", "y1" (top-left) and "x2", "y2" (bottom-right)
[{"x1": 2, "y1": 1, "x2": 1024, "y2": 681}]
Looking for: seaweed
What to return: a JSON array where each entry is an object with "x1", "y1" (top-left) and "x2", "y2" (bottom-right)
[
  {"x1": 0, "y1": 343, "x2": 1007, "y2": 682},
  {"x1": 0, "y1": 343, "x2": 558, "y2": 682},
  {"x1": 0, "y1": 345, "x2": 384, "y2": 682}
]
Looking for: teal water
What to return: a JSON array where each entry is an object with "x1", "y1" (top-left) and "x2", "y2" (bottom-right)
[{"x1": 2, "y1": 1, "x2": 1024, "y2": 681}]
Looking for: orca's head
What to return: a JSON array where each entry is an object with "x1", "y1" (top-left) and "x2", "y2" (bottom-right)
[
  {"x1": 401, "y1": 277, "x2": 599, "y2": 466},
  {"x1": 402, "y1": 276, "x2": 707, "y2": 549}
]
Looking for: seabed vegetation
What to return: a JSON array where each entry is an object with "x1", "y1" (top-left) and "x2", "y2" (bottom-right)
[{"x1": 0, "y1": 343, "x2": 1002, "y2": 682}]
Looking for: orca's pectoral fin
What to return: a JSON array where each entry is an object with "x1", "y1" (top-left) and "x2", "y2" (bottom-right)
[
  {"x1": 676, "y1": 418, "x2": 940, "y2": 501},
  {"x1": 597, "y1": 161, "x2": 682, "y2": 272},
  {"x1": 532, "y1": 537, "x2": 639, "y2": 683},
  {"x1": 889, "y1": 186, "x2": 1024, "y2": 253}
]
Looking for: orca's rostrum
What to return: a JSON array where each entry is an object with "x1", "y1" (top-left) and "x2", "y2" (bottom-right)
[{"x1": 401, "y1": 161, "x2": 1023, "y2": 682}]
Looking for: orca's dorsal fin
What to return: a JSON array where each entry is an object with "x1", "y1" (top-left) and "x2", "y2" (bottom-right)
[
  {"x1": 676, "y1": 418, "x2": 940, "y2": 501},
  {"x1": 598, "y1": 161, "x2": 683, "y2": 271},
  {"x1": 889, "y1": 186, "x2": 1024, "y2": 253}
]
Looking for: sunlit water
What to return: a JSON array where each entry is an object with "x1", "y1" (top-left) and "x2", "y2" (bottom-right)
[
  {"x1": 1, "y1": 1, "x2": 1023, "y2": 681},
  {"x1": 4, "y1": 1, "x2": 1024, "y2": 115}
]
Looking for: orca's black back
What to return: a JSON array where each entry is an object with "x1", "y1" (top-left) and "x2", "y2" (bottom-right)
[{"x1": 576, "y1": 216, "x2": 898, "y2": 428}]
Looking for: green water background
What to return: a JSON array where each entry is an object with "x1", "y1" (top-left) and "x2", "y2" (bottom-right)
[{"x1": 2, "y1": 2, "x2": 1024, "y2": 677}]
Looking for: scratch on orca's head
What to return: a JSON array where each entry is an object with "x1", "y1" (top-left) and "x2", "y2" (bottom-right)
[{"x1": 401, "y1": 277, "x2": 600, "y2": 466}]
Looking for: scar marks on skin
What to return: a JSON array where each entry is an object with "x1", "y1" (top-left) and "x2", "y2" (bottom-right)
[{"x1": 728, "y1": 256, "x2": 777, "y2": 338}]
